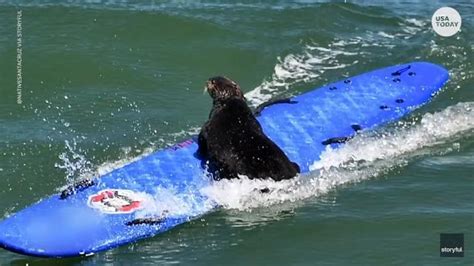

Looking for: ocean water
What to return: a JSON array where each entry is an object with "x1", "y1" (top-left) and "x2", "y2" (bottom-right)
[{"x1": 0, "y1": 0, "x2": 473, "y2": 265}]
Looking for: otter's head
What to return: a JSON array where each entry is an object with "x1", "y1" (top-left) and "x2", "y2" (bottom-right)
[{"x1": 205, "y1": 76, "x2": 244, "y2": 101}]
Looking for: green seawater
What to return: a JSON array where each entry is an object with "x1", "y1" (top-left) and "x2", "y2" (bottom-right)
[{"x1": 0, "y1": 1, "x2": 473, "y2": 265}]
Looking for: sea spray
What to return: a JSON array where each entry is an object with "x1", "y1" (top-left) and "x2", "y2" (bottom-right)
[{"x1": 54, "y1": 139, "x2": 93, "y2": 184}]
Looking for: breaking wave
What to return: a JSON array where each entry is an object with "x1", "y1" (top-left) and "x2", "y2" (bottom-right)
[{"x1": 245, "y1": 43, "x2": 359, "y2": 106}]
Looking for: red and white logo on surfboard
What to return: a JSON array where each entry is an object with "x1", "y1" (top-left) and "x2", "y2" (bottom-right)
[{"x1": 88, "y1": 189, "x2": 145, "y2": 214}]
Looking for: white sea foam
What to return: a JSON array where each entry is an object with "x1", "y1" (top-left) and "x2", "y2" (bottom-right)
[
  {"x1": 377, "y1": 31, "x2": 395, "y2": 39},
  {"x1": 245, "y1": 42, "x2": 359, "y2": 106},
  {"x1": 405, "y1": 18, "x2": 426, "y2": 27}
]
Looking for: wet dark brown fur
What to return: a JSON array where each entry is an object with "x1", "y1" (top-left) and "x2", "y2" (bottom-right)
[{"x1": 198, "y1": 76, "x2": 300, "y2": 181}]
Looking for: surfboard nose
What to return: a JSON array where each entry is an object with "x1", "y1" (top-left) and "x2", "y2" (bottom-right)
[
  {"x1": 0, "y1": 199, "x2": 107, "y2": 257},
  {"x1": 0, "y1": 194, "x2": 146, "y2": 257},
  {"x1": 399, "y1": 61, "x2": 449, "y2": 91}
]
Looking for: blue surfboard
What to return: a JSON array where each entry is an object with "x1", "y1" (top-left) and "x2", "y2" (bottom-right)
[{"x1": 0, "y1": 62, "x2": 448, "y2": 257}]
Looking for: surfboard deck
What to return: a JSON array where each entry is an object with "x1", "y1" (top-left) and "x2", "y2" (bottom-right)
[{"x1": 0, "y1": 62, "x2": 449, "y2": 257}]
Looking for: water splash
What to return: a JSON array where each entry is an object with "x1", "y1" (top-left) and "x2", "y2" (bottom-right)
[{"x1": 54, "y1": 139, "x2": 93, "y2": 184}]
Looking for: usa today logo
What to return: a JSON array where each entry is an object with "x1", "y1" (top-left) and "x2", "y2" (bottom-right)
[{"x1": 431, "y1": 7, "x2": 461, "y2": 37}]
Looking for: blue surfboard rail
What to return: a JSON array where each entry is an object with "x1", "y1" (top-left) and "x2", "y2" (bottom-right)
[{"x1": 0, "y1": 62, "x2": 449, "y2": 257}]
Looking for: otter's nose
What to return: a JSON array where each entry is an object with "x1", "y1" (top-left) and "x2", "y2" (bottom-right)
[{"x1": 204, "y1": 80, "x2": 213, "y2": 94}]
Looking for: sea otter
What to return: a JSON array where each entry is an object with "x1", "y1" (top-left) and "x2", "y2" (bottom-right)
[{"x1": 197, "y1": 76, "x2": 300, "y2": 181}]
